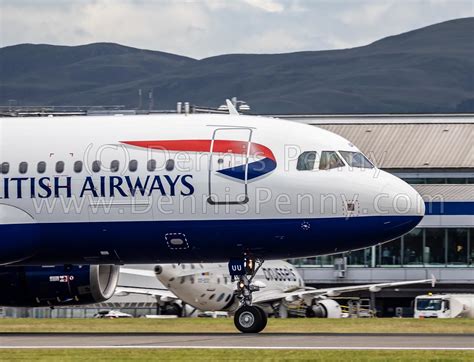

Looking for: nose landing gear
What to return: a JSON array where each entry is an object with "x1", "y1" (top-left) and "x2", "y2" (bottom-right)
[{"x1": 228, "y1": 258, "x2": 267, "y2": 333}]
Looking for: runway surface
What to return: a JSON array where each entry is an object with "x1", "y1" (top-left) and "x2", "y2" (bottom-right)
[{"x1": 1, "y1": 333, "x2": 474, "y2": 350}]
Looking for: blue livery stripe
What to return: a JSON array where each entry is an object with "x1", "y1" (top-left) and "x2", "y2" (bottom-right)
[
  {"x1": 217, "y1": 158, "x2": 277, "y2": 180},
  {"x1": 425, "y1": 202, "x2": 474, "y2": 215}
]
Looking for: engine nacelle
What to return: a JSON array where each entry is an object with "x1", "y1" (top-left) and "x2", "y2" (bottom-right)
[
  {"x1": 0, "y1": 265, "x2": 120, "y2": 307},
  {"x1": 307, "y1": 299, "x2": 342, "y2": 318}
]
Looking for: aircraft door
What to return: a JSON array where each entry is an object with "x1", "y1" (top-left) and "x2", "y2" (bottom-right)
[{"x1": 208, "y1": 128, "x2": 252, "y2": 205}]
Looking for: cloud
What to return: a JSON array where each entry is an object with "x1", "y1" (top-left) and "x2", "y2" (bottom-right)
[
  {"x1": 340, "y1": 2, "x2": 393, "y2": 26},
  {"x1": 243, "y1": 0, "x2": 285, "y2": 13},
  {"x1": 0, "y1": 0, "x2": 213, "y2": 56},
  {"x1": 236, "y1": 29, "x2": 308, "y2": 53},
  {"x1": 330, "y1": 0, "x2": 474, "y2": 49},
  {"x1": 0, "y1": 0, "x2": 472, "y2": 58}
]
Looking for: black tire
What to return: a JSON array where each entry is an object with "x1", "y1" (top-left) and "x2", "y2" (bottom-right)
[
  {"x1": 306, "y1": 306, "x2": 316, "y2": 318},
  {"x1": 255, "y1": 306, "x2": 268, "y2": 330},
  {"x1": 234, "y1": 305, "x2": 266, "y2": 333}
]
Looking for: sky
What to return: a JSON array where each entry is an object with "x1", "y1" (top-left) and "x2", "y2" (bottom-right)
[{"x1": 0, "y1": 0, "x2": 472, "y2": 59}]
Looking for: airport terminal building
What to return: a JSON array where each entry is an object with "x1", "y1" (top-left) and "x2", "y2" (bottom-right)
[{"x1": 285, "y1": 114, "x2": 473, "y2": 316}]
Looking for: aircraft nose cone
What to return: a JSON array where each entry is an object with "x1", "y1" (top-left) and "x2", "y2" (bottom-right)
[
  {"x1": 381, "y1": 174, "x2": 425, "y2": 218},
  {"x1": 377, "y1": 172, "x2": 425, "y2": 238},
  {"x1": 411, "y1": 187, "x2": 425, "y2": 218}
]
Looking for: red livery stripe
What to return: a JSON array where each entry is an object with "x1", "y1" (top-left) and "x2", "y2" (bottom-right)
[{"x1": 120, "y1": 140, "x2": 275, "y2": 161}]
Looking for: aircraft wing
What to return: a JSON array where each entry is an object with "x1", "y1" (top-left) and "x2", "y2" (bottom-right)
[
  {"x1": 115, "y1": 286, "x2": 177, "y2": 300},
  {"x1": 252, "y1": 290, "x2": 289, "y2": 304},
  {"x1": 285, "y1": 276, "x2": 436, "y2": 301},
  {"x1": 251, "y1": 276, "x2": 436, "y2": 304},
  {"x1": 116, "y1": 267, "x2": 177, "y2": 299},
  {"x1": 120, "y1": 267, "x2": 157, "y2": 278},
  {"x1": 120, "y1": 266, "x2": 218, "y2": 278}
]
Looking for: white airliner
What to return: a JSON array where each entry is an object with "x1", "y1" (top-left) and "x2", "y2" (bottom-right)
[
  {"x1": 0, "y1": 101, "x2": 424, "y2": 332},
  {"x1": 118, "y1": 261, "x2": 435, "y2": 319}
]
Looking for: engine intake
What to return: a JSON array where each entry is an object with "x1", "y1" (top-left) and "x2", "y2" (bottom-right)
[
  {"x1": 0, "y1": 265, "x2": 120, "y2": 307},
  {"x1": 306, "y1": 299, "x2": 342, "y2": 318}
]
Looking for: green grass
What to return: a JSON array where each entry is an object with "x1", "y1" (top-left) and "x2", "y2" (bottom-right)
[
  {"x1": 0, "y1": 349, "x2": 473, "y2": 361},
  {"x1": 0, "y1": 318, "x2": 473, "y2": 334}
]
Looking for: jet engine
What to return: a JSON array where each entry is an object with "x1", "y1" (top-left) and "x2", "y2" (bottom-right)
[
  {"x1": 306, "y1": 299, "x2": 342, "y2": 318},
  {"x1": 0, "y1": 265, "x2": 120, "y2": 307}
]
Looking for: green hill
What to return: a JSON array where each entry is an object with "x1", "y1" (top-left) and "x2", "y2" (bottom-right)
[{"x1": 1, "y1": 18, "x2": 473, "y2": 113}]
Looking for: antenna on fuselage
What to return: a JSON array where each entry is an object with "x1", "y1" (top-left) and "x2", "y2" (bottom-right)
[{"x1": 225, "y1": 99, "x2": 239, "y2": 115}]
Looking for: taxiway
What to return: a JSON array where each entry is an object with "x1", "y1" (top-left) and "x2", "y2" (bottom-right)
[{"x1": 0, "y1": 333, "x2": 473, "y2": 350}]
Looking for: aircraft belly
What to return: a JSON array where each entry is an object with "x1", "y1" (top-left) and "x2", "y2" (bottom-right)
[{"x1": 2, "y1": 214, "x2": 422, "y2": 265}]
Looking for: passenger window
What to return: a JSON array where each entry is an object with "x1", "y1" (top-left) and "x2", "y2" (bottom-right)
[
  {"x1": 55, "y1": 161, "x2": 65, "y2": 173},
  {"x1": 92, "y1": 161, "x2": 101, "y2": 173},
  {"x1": 297, "y1": 151, "x2": 317, "y2": 171},
  {"x1": 74, "y1": 161, "x2": 83, "y2": 173},
  {"x1": 165, "y1": 159, "x2": 175, "y2": 171},
  {"x1": 147, "y1": 159, "x2": 156, "y2": 172},
  {"x1": 319, "y1": 151, "x2": 345, "y2": 170},
  {"x1": 339, "y1": 151, "x2": 374, "y2": 169},
  {"x1": 1, "y1": 162, "x2": 9, "y2": 174},
  {"x1": 110, "y1": 160, "x2": 119, "y2": 173},
  {"x1": 37, "y1": 161, "x2": 46, "y2": 174},
  {"x1": 129, "y1": 160, "x2": 138, "y2": 172},
  {"x1": 19, "y1": 162, "x2": 28, "y2": 174},
  {"x1": 217, "y1": 293, "x2": 225, "y2": 302}
]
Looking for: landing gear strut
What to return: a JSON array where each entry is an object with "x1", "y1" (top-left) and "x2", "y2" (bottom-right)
[{"x1": 229, "y1": 258, "x2": 267, "y2": 333}]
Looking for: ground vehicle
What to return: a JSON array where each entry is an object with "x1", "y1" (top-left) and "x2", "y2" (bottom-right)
[
  {"x1": 414, "y1": 294, "x2": 474, "y2": 318},
  {"x1": 94, "y1": 310, "x2": 133, "y2": 319}
]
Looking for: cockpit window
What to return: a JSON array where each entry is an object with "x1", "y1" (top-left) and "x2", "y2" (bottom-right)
[
  {"x1": 319, "y1": 151, "x2": 345, "y2": 170},
  {"x1": 339, "y1": 151, "x2": 374, "y2": 169},
  {"x1": 297, "y1": 151, "x2": 317, "y2": 171}
]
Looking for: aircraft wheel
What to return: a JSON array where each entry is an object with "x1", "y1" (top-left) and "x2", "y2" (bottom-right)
[
  {"x1": 234, "y1": 305, "x2": 267, "y2": 333},
  {"x1": 258, "y1": 306, "x2": 268, "y2": 330}
]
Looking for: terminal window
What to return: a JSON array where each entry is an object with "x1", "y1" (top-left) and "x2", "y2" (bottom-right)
[{"x1": 291, "y1": 227, "x2": 472, "y2": 267}]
